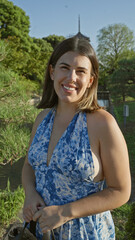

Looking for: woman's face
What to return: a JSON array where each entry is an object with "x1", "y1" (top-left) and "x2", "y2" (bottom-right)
[{"x1": 50, "y1": 51, "x2": 93, "y2": 106}]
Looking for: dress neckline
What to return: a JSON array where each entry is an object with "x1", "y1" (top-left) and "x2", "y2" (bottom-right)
[{"x1": 46, "y1": 108, "x2": 79, "y2": 167}]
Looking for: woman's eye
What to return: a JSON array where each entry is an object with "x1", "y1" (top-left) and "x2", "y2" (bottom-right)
[
  {"x1": 77, "y1": 70, "x2": 85, "y2": 74},
  {"x1": 61, "y1": 66, "x2": 68, "y2": 70}
]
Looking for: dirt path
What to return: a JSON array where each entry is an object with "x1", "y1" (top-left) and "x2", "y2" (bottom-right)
[{"x1": 0, "y1": 157, "x2": 25, "y2": 191}]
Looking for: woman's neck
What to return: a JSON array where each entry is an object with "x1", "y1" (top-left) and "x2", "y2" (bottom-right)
[{"x1": 56, "y1": 102, "x2": 77, "y2": 119}]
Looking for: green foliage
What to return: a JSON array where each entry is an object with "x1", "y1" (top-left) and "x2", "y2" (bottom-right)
[
  {"x1": 0, "y1": 39, "x2": 8, "y2": 61},
  {"x1": 0, "y1": 0, "x2": 30, "y2": 39},
  {"x1": 125, "y1": 202, "x2": 135, "y2": 239},
  {"x1": 110, "y1": 57, "x2": 135, "y2": 102},
  {"x1": 2, "y1": 35, "x2": 53, "y2": 82},
  {"x1": 0, "y1": 179, "x2": 24, "y2": 225},
  {"x1": 0, "y1": 1, "x2": 64, "y2": 83},
  {"x1": 27, "y1": 38, "x2": 53, "y2": 82},
  {"x1": 0, "y1": 65, "x2": 41, "y2": 164},
  {"x1": 0, "y1": 0, "x2": 53, "y2": 82},
  {"x1": 97, "y1": 23, "x2": 135, "y2": 83},
  {"x1": 43, "y1": 34, "x2": 66, "y2": 49}
]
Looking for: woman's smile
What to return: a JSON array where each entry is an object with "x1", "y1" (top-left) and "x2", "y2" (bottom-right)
[{"x1": 62, "y1": 84, "x2": 78, "y2": 92}]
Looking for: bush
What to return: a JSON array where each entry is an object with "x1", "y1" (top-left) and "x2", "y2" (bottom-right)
[{"x1": 0, "y1": 65, "x2": 41, "y2": 164}]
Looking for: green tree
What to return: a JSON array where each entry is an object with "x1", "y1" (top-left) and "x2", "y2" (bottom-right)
[
  {"x1": 97, "y1": 24, "x2": 135, "y2": 75},
  {"x1": 0, "y1": 0, "x2": 53, "y2": 82},
  {"x1": 110, "y1": 57, "x2": 135, "y2": 102},
  {"x1": 3, "y1": 36, "x2": 31, "y2": 74},
  {"x1": 3, "y1": 36, "x2": 53, "y2": 82},
  {"x1": 43, "y1": 34, "x2": 65, "y2": 49},
  {"x1": 26, "y1": 38, "x2": 53, "y2": 82},
  {"x1": 0, "y1": 0, "x2": 30, "y2": 40},
  {"x1": 0, "y1": 0, "x2": 33, "y2": 75}
]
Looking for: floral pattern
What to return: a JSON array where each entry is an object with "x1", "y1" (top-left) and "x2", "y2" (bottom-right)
[{"x1": 28, "y1": 108, "x2": 115, "y2": 239}]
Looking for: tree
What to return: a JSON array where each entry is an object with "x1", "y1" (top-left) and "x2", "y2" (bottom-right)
[
  {"x1": 0, "y1": 0, "x2": 30, "y2": 40},
  {"x1": 97, "y1": 24, "x2": 135, "y2": 75},
  {"x1": 0, "y1": 0, "x2": 53, "y2": 82},
  {"x1": 43, "y1": 34, "x2": 65, "y2": 49},
  {"x1": 110, "y1": 57, "x2": 135, "y2": 102},
  {"x1": 26, "y1": 38, "x2": 53, "y2": 82}
]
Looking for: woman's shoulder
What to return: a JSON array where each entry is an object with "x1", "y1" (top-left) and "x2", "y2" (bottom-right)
[
  {"x1": 34, "y1": 108, "x2": 51, "y2": 129},
  {"x1": 35, "y1": 108, "x2": 51, "y2": 123},
  {"x1": 30, "y1": 108, "x2": 51, "y2": 139},
  {"x1": 87, "y1": 109, "x2": 118, "y2": 133}
]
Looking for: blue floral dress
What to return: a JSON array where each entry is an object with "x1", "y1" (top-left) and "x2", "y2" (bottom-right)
[{"x1": 28, "y1": 108, "x2": 115, "y2": 240}]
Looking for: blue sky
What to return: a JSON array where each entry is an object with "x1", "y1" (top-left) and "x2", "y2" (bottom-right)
[{"x1": 10, "y1": 0, "x2": 135, "y2": 50}]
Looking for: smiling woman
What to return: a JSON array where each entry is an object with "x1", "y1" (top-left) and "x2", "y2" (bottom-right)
[
  {"x1": 22, "y1": 36, "x2": 131, "y2": 240},
  {"x1": 49, "y1": 51, "x2": 93, "y2": 106},
  {"x1": 37, "y1": 36, "x2": 100, "y2": 112}
]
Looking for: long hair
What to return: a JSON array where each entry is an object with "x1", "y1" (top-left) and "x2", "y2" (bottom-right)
[{"x1": 37, "y1": 36, "x2": 101, "y2": 112}]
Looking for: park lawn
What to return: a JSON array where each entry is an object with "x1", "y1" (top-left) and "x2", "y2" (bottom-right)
[{"x1": 112, "y1": 100, "x2": 135, "y2": 239}]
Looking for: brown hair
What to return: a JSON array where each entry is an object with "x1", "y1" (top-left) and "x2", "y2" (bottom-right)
[{"x1": 37, "y1": 36, "x2": 101, "y2": 112}]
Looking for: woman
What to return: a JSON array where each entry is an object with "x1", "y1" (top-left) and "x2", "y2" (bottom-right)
[{"x1": 22, "y1": 36, "x2": 131, "y2": 239}]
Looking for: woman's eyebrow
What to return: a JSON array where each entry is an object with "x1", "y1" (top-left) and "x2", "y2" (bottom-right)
[
  {"x1": 59, "y1": 62, "x2": 88, "y2": 70},
  {"x1": 59, "y1": 62, "x2": 70, "y2": 66}
]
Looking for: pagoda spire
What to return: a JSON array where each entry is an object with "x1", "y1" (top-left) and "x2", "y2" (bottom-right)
[
  {"x1": 74, "y1": 15, "x2": 90, "y2": 42},
  {"x1": 78, "y1": 15, "x2": 81, "y2": 33}
]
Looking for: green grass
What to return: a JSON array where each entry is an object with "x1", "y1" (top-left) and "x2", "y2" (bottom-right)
[
  {"x1": 112, "y1": 100, "x2": 135, "y2": 239},
  {"x1": 112, "y1": 204, "x2": 131, "y2": 240},
  {"x1": 0, "y1": 66, "x2": 41, "y2": 164},
  {"x1": 0, "y1": 124, "x2": 30, "y2": 163},
  {"x1": 0, "y1": 180, "x2": 25, "y2": 238},
  {"x1": 113, "y1": 101, "x2": 135, "y2": 168},
  {"x1": 0, "y1": 180, "x2": 24, "y2": 226}
]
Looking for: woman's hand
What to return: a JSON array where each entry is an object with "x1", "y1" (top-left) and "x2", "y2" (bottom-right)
[
  {"x1": 23, "y1": 190, "x2": 45, "y2": 222},
  {"x1": 33, "y1": 205, "x2": 70, "y2": 233}
]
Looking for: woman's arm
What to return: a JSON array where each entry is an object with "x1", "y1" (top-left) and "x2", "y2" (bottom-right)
[
  {"x1": 67, "y1": 110, "x2": 131, "y2": 219},
  {"x1": 33, "y1": 110, "x2": 131, "y2": 232},
  {"x1": 22, "y1": 109, "x2": 50, "y2": 222}
]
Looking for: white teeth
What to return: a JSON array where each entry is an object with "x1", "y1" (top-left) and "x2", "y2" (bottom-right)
[{"x1": 63, "y1": 85, "x2": 75, "y2": 91}]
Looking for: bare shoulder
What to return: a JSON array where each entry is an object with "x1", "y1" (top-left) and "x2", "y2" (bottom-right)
[
  {"x1": 87, "y1": 109, "x2": 117, "y2": 130},
  {"x1": 34, "y1": 108, "x2": 51, "y2": 129},
  {"x1": 87, "y1": 108, "x2": 127, "y2": 154}
]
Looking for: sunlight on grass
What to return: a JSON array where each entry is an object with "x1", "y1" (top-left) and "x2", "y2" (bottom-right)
[{"x1": 0, "y1": 179, "x2": 24, "y2": 225}]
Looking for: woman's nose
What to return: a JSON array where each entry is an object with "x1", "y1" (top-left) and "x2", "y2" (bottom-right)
[{"x1": 67, "y1": 70, "x2": 76, "y2": 82}]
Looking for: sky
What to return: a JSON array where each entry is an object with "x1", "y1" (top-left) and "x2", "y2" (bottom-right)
[{"x1": 10, "y1": 0, "x2": 135, "y2": 50}]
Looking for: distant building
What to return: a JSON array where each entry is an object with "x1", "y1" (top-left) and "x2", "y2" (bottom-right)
[
  {"x1": 74, "y1": 15, "x2": 90, "y2": 42},
  {"x1": 69, "y1": 15, "x2": 90, "y2": 42}
]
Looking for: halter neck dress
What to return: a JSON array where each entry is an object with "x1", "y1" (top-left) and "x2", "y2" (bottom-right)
[{"x1": 28, "y1": 108, "x2": 115, "y2": 240}]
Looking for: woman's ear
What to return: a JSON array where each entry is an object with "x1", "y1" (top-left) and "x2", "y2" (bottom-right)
[
  {"x1": 49, "y1": 65, "x2": 54, "y2": 80},
  {"x1": 87, "y1": 76, "x2": 94, "y2": 88}
]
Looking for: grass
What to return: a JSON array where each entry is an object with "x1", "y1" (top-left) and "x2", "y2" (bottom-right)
[
  {"x1": 112, "y1": 100, "x2": 135, "y2": 239},
  {"x1": 0, "y1": 180, "x2": 25, "y2": 238},
  {"x1": 112, "y1": 204, "x2": 131, "y2": 240},
  {"x1": 0, "y1": 180, "x2": 24, "y2": 226}
]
